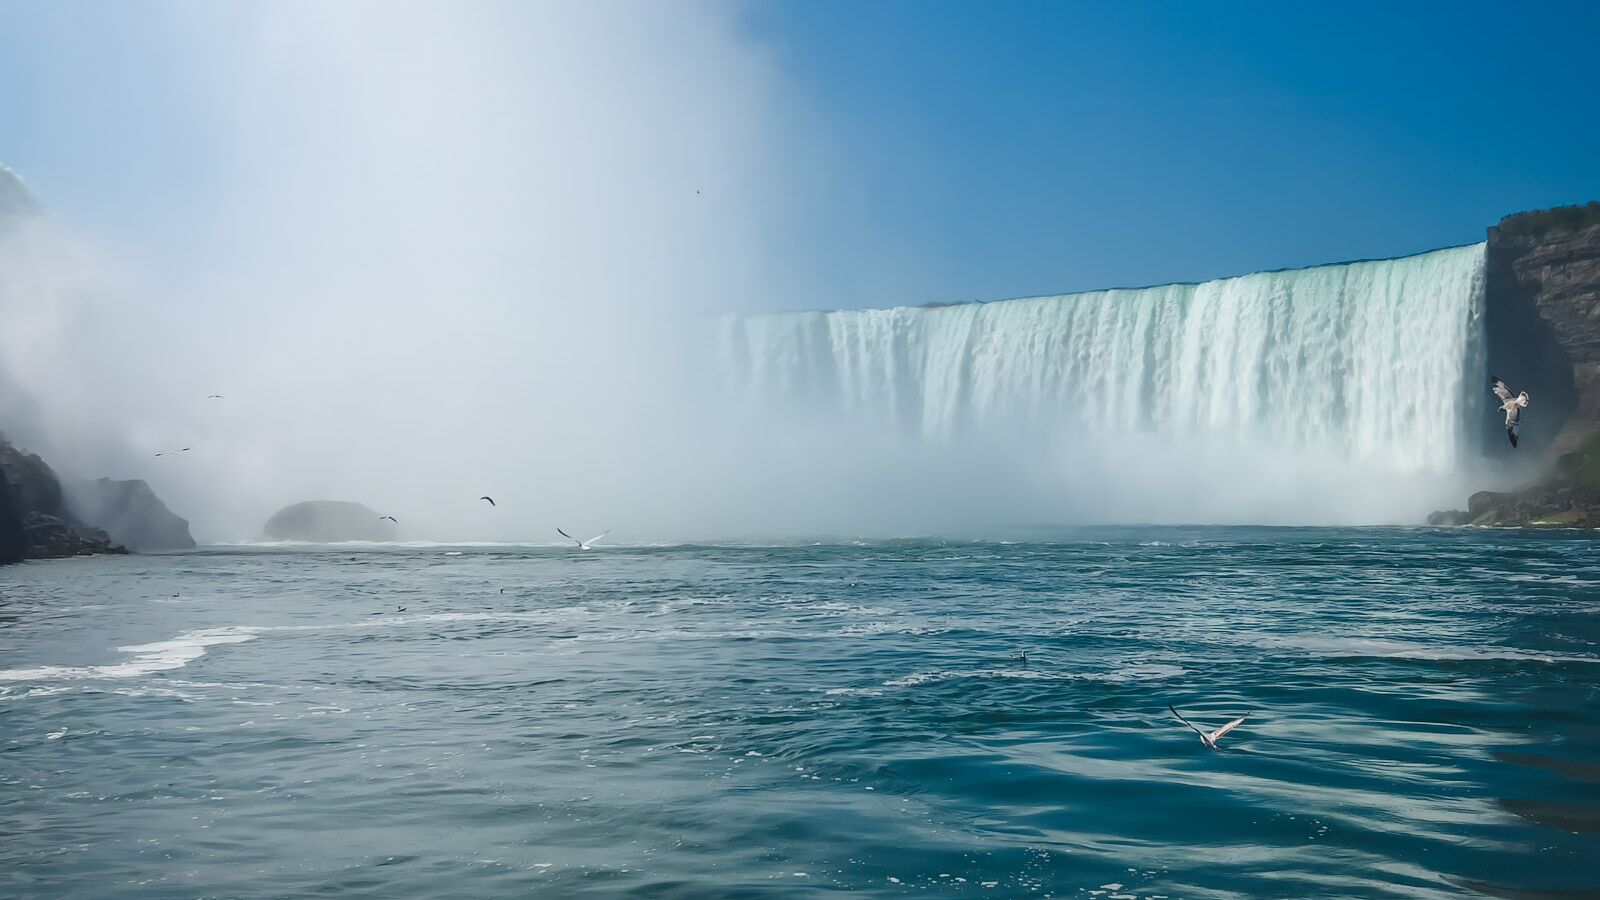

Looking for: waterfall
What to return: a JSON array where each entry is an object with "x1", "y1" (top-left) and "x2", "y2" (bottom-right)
[{"x1": 718, "y1": 244, "x2": 1486, "y2": 481}]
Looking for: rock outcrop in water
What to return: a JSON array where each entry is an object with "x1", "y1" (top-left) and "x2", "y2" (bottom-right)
[
  {"x1": 1433, "y1": 203, "x2": 1600, "y2": 527},
  {"x1": 0, "y1": 436, "x2": 127, "y2": 560},
  {"x1": 263, "y1": 500, "x2": 396, "y2": 542}
]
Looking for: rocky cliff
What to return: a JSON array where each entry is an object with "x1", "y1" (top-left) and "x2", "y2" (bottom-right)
[
  {"x1": 1487, "y1": 203, "x2": 1600, "y2": 449},
  {"x1": 1434, "y1": 202, "x2": 1600, "y2": 526},
  {"x1": 0, "y1": 462, "x2": 26, "y2": 564},
  {"x1": 0, "y1": 436, "x2": 127, "y2": 559},
  {"x1": 65, "y1": 477, "x2": 195, "y2": 552}
]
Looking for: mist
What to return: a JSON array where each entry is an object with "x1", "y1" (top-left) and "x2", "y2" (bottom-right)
[{"x1": 0, "y1": 1, "x2": 879, "y2": 542}]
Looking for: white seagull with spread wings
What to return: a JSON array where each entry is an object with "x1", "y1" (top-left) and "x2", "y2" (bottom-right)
[
  {"x1": 557, "y1": 528, "x2": 609, "y2": 550},
  {"x1": 1169, "y1": 704, "x2": 1250, "y2": 750},
  {"x1": 1491, "y1": 375, "x2": 1530, "y2": 448}
]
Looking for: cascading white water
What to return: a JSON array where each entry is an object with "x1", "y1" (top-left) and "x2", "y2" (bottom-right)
[{"x1": 718, "y1": 244, "x2": 1486, "y2": 480}]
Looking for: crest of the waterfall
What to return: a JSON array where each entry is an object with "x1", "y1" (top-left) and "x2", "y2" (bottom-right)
[{"x1": 713, "y1": 244, "x2": 1487, "y2": 526}]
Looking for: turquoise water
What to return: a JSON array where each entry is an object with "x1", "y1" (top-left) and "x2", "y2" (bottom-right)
[{"x1": 2, "y1": 528, "x2": 1597, "y2": 898}]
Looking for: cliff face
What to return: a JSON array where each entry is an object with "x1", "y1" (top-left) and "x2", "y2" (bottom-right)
[
  {"x1": 0, "y1": 437, "x2": 127, "y2": 561},
  {"x1": 1485, "y1": 206, "x2": 1600, "y2": 449},
  {"x1": 1437, "y1": 203, "x2": 1600, "y2": 526},
  {"x1": 0, "y1": 464, "x2": 25, "y2": 564},
  {"x1": 66, "y1": 477, "x2": 196, "y2": 552}
]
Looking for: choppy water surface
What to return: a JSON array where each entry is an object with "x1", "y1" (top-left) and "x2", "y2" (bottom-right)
[{"x1": 2, "y1": 528, "x2": 1597, "y2": 898}]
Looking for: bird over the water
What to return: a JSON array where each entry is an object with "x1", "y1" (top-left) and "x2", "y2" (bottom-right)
[
  {"x1": 557, "y1": 528, "x2": 609, "y2": 550},
  {"x1": 379, "y1": 516, "x2": 398, "y2": 524},
  {"x1": 479, "y1": 496, "x2": 496, "y2": 507},
  {"x1": 1169, "y1": 704, "x2": 1250, "y2": 750},
  {"x1": 206, "y1": 394, "x2": 225, "y2": 399},
  {"x1": 1491, "y1": 375, "x2": 1530, "y2": 448},
  {"x1": 154, "y1": 447, "x2": 191, "y2": 457}
]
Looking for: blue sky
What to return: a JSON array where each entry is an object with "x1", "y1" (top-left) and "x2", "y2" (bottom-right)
[
  {"x1": 2, "y1": 1, "x2": 1597, "y2": 308},
  {"x1": 739, "y1": 0, "x2": 1600, "y2": 302}
]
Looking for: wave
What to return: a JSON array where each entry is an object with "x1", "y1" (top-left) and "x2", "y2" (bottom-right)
[{"x1": 0, "y1": 627, "x2": 261, "y2": 682}]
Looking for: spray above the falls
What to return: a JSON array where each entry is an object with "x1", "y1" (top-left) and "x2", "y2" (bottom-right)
[{"x1": 713, "y1": 244, "x2": 1487, "y2": 527}]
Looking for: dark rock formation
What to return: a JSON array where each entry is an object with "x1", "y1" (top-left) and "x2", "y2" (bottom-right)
[
  {"x1": 1436, "y1": 426, "x2": 1600, "y2": 528},
  {"x1": 1485, "y1": 204, "x2": 1600, "y2": 452},
  {"x1": 0, "y1": 465, "x2": 24, "y2": 564},
  {"x1": 1459, "y1": 482, "x2": 1600, "y2": 528},
  {"x1": 65, "y1": 477, "x2": 195, "y2": 552},
  {"x1": 0, "y1": 436, "x2": 129, "y2": 560},
  {"x1": 1433, "y1": 203, "x2": 1600, "y2": 528},
  {"x1": 22, "y1": 511, "x2": 125, "y2": 557},
  {"x1": 263, "y1": 500, "x2": 396, "y2": 542}
]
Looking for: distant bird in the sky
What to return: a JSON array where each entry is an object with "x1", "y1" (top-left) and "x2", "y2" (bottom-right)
[
  {"x1": 480, "y1": 496, "x2": 496, "y2": 507},
  {"x1": 154, "y1": 447, "x2": 191, "y2": 457},
  {"x1": 1169, "y1": 704, "x2": 1250, "y2": 750},
  {"x1": 379, "y1": 516, "x2": 398, "y2": 524},
  {"x1": 206, "y1": 394, "x2": 225, "y2": 400},
  {"x1": 557, "y1": 528, "x2": 609, "y2": 550},
  {"x1": 1491, "y1": 375, "x2": 1530, "y2": 448}
]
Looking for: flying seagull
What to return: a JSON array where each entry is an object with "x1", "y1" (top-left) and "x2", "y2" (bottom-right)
[
  {"x1": 479, "y1": 496, "x2": 496, "y2": 507},
  {"x1": 1491, "y1": 375, "x2": 1530, "y2": 448},
  {"x1": 206, "y1": 394, "x2": 225, "y2": 399},
  {"x1": 154, "y1": 447, "x2": 191, "y2": 457},
  {"x1": 379, "y1": 516, "x2": 398, "y2": 524},
  {"x1": 557, "y1": 528, "x2": 609, "y2": 550},
  {"x1": 1169, "y1": 704, "x2": 1250, "y2": 750}
]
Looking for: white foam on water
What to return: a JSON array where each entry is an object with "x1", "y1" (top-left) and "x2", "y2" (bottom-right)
[
  {"x1": 0, "y1": 627, "x2": 261, "y2": 682},
  {"x1": 0, "y1": 610, "x2": 568, "y2": 686},
  {"x1": 880, "y1": 663, "x2": 1185, "y2": 689},
  {"x1": 1257, "y1": 635, "x2": 1597, "y2": 664}
]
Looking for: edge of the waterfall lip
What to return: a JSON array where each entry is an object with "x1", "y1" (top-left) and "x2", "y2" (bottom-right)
[{"x1": 740, "y1": 239, "x2": 1487, "y2": 317}]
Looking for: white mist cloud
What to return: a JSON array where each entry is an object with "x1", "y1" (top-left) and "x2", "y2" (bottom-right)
[{"x1": 3, "y1": 1, "x2": 861, "y2": 541}]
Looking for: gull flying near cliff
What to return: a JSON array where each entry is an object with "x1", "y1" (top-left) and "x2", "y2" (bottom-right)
[
  {"x1": 479, "y1": 496, "x2": 496, "y2": 507},
  {"x1": 379, "y1": 516, "x2": 398, "y2": 524},
  {"x1": 1169, "y1": 704, "x2": 1250, "y2": 750},
  {"x1": 557, "y1": 528, "x2": 609, "y2": 550},
  {"x1": 154, "y1": 447, "x2": 191, "y2": 457},
  {"x1": 1491, "y1": 375, "x2": 1531, "y2": 448}
]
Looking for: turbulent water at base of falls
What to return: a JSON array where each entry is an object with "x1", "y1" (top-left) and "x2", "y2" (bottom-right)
[{"x1": 713, "y1": 244, "x2": 1487, "y2": 526}]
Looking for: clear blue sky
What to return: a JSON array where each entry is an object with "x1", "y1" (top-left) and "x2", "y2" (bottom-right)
[
  {"x1": 738, "y1": 0, "x2": 1600, "y2": 302},
  {"x1": 2, "y1": 1, "x2": 1597, "y2": 308}
]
